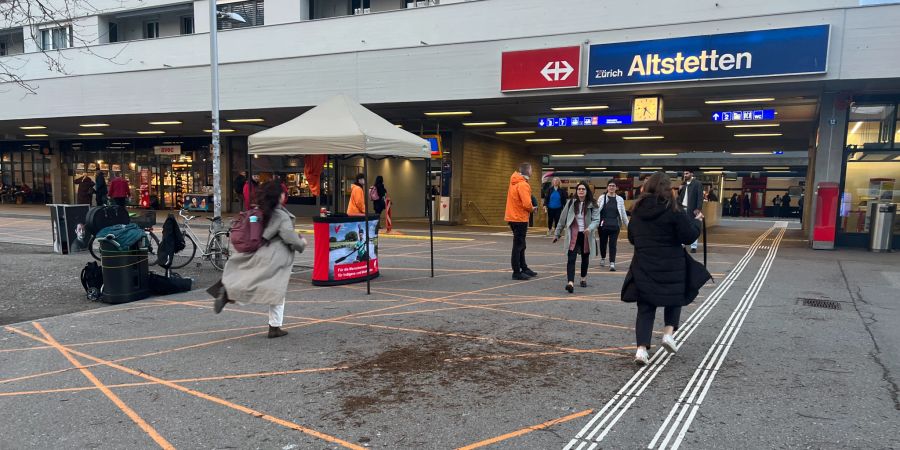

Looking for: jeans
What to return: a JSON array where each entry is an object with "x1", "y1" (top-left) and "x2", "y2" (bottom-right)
[
  {"x1": 567, "y1": 232, "x2": 590, "y2": 282},
  {"x1": 509, "y1": 222, "x2": 529, "y2": 274},
  {"x1": 685, "y1": 211, "x2": 699, "y2": 249},
  {"x1": 635, "y1": 302, "x2": 682, "y2": 348},
  {"x1": 598, "y1": 228, "x2": 620, "y2": 262},
  {"x1": 547, "y1": 207, "x2": 562, "y2": 231},
  {"x1": 113, "y1": 197, "x2": 127, "y2": 207}
]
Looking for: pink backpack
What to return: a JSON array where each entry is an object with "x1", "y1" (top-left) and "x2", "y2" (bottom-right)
[
  {"x1": 230, "y1": 208, "x2": 265, "y2": 253},
  {"x1": 369, "y1": 185, "x2": 380, "y2": 201}
]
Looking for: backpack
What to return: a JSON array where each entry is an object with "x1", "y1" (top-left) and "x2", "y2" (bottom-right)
[
  {"x1": 80, "y1": 261, "x2": 103, "y2": 301},
  {"x1": 230, "y1": 208, "x2": 265, "y2": 253},
  {"x1": 95, "y1": 223, "x2": 148, "y2": 250},
  {"x1": 85, "y1": 205, "x2": 130, "y2": 237},
  {"x1": 369, "y1": 185, "x2": 381, "y2": 201}
]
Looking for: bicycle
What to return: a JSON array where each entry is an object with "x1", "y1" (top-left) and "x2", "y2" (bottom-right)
[{"x1": 89, "y1": 209, "x2": 231, "y2": 271}]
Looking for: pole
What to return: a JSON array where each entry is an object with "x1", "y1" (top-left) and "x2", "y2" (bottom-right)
[
  {"x1": 427, "y1": 157, "x2": 434, "y2": 277},
  {"x1": 209, "y1": 2, "x2": 222, "y2": 219},
  {"x1": 363, "y1": 156, "x2": 371, "y2": 295},
  {"x1": 702, "y1": 216, "x2": 708, "y2": 267}
]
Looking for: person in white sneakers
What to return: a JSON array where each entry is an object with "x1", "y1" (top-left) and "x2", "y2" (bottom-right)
[
  {"x1": 597, "y1": 181, "x2": 629, "y2": 272},
  {"x1": 621, "y1": 172, "x2": 710, "y2": 365}
]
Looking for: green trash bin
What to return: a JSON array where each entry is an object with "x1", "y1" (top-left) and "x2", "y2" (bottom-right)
[{"x1": 100, "y1": 245, "x2": 150, "y2": 304}]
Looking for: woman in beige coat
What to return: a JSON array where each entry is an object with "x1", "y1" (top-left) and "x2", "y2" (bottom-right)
[
  {"x1": 553, "y1": 182, "x2": 601, "y2": 293},
  {"x1": 211, "y1": 181, "x2": 307, "y2": 338}
]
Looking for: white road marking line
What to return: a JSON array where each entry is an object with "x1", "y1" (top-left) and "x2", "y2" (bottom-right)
[
  {"x1": 565, "y1": 226, "x2": 776, "y2": 449},
  {"x1": 649, "y1": 226, "x2": 786, "y2": 450}
]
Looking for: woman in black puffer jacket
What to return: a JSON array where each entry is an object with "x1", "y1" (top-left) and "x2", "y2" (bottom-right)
[{"x1": 622, "y1": 171, "x2": 709, "y2": 365}]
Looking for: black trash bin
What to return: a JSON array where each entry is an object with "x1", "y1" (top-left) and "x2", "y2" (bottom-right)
[{"x1": 100, "y1": 244, "x2": 150, "y2": 304}]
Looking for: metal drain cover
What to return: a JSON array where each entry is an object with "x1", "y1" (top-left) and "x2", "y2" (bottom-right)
[{"x1": 799, "y1": 298, "x2": 842, "y2": 310}]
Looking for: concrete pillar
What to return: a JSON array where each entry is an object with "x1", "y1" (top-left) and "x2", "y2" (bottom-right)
[
  {"x1": 449, "y1": 130, "x2": 464, "y2": 225},
  {"x1": 808, "y1": 92, "x2": 848, "y2": 242}
]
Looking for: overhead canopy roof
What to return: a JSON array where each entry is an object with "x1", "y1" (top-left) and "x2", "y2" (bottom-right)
[{"x1": 248, "y1": 94, "x2": 431, "y2": 158}]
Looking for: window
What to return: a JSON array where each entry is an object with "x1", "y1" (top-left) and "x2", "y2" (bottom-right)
[
  {"x1": 108, "y1": 22, "x2": 118, "y2": 43},
  {"x1": 181, "y1": 16, "x2": 194, "y2": 35},
  {"x1": 40, "y1": 26, "x2": 72, "y2": 50},
  {"x1": 0, "y1": 41, "x2": 6, "y2": 56},
  {"x1": 217, "y1": 0, "x2": 264, "y2": 29},
  {"x1": 144, "y1": 21, "x2": 160, "y2": 39},
  {"x1": 840, "y1": 156, "x2": 900, "y2": 235},
  {"x1": 846, "y1": 104, "x2": 896, "y2": 150}
]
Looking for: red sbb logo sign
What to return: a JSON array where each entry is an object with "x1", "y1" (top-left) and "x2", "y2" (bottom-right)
[{"x1": 501, "y1": 46, "x2": 582, "y2": 92}]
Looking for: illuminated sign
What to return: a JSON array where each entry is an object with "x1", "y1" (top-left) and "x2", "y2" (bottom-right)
[
  {"x1": 711, "y1": 109, "x2": 776, "y2": 122},
  {"x1": 538, "y1": 115, "x2": 633, "y2": 127}
]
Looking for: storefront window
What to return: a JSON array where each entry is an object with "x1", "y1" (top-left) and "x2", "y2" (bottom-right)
[
  {"x1": 840, "y1": 155, "x2": 900, "y2": 235},
  {"x1": 846, "y1": 104, "x2": 896, "y2": 149}
]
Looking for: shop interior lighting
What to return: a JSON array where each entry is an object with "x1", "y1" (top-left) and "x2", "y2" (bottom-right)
[
  {"x1": 543, "y1": 167, "x2": 555, "y2": 170},
  {"x1": 602, "y1": 128, "x2": 649, "y2": 132},
  {"x1": 527, "y1": 138, "x2": 563, "y2": 143},
  {"x1": 703, "y1": 170, "x2": 724, "y2": 174},
  {"x1": 424, "y1": 111, "x2": 472, "y2": 116},
  {"x1": 550, "y1": 153, "x2": 583, "y2": 157},
  {"x1": 78, "y1": 132, "x2": 104, "y2": 136},
  {"x1": 550, "y1": 105, "x2": 609, "y2": 111},
  {"x1": 25, "y1": 134, "x2": 48, "y2": 137},
  {"x1": 734, "y1": 133, "x2": 783, "y2": 137},
  {"x1": 462, "y1": 121, "x2": 507, "y2": 126},
  {"x1": 19, "y1": 125, "x2": 46, "y2": 130},
  {"x1": 640, "y1": 153, "x2": 678, "y2": 156},
  {"x1": 204, "y1": 129, "x2": 235, "y2": 133},
  {"x1": 623, "y1": 136, "x2": 664, "y2": 140},
  {"x1": 704, "y1": 98, "x2": 775, "y2": 104},
  {"x1": 148, "y1": 121, "x2": 183, "y2": 125},
  {"x1": 226, "y1": 118, "x2": 265, "y2": 123},
  {"x1": 496, "y1": 131, "x2": 535, "y2": 135},
  {"x1": 585, "y1": 167, "x2": 607, "y2": 170},
  {"x1": 640, "y1": 167, "x2": 663, "y2": 170},
  {"x1": 137, "y1": 130, "x2": 165, "y2": 135},
  {"x1": 766, "y1": 170, "x2": 792, "y2": 173},
  {"x1": 80, "y1": 123, "x2": 110, "y2": 127},
  {"x1": 730, "y1": 152, "x2": 771, "y2": 155},
  {"x1": 394, "y1": 124, "x2": 403, "y2": 128},
  {"x1": 725, "y1": 123, "x2": 780, "y2": 128},
  {"x1": 764, "y1": 166, "x2": 790, "y2": 170},
  {"x1": 699, "y1": 167, "x2": 724, "y2": 170}
]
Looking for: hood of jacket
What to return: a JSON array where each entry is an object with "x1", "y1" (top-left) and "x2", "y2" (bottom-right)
[
  {"x1": 633, "y1": 197, "x2": 674, "y2": 220},
  {"x1": 509, "y1": 171, "x2": 527, "y2": 187}
]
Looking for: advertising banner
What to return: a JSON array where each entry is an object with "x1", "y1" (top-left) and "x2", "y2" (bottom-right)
[
  {"x1": 49, "y1": 204, "x2": 90, "y2": 254},
  {"x1": 588, "y1": 25, "x2": 829, "y2": 86},
  {"x1": 312, "y1": 217, "x2": 379, "y2": 285}
]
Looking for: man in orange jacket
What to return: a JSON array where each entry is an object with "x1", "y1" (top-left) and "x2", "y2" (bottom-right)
[{"x1": 505, "y1": 162, "x2": 538, "y2": 280}]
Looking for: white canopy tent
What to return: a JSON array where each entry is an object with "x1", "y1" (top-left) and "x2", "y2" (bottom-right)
[{"x1": 247, "y1": 94, "x2": 435, "y2": 293}]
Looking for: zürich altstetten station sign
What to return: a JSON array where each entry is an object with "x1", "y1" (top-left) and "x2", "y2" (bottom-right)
[{"x1": 587, "y1": 25, "x2": 830, "y2": 87}]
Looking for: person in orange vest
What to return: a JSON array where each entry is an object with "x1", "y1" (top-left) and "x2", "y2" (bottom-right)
[
  {"x1": 347, "y1": 173, "x2": 366, "y2": 216},
  {"x1": 505, "y1": 162, "x2": 538, "y2": 280}
]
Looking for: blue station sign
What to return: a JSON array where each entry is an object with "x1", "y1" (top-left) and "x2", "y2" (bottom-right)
[
  {"x1": 538, "y1": 115, "x2": 632, "y2": 127},
  {"x1": 711, "y1": 109, "x2": 776, "y2": 122},
  {"x1": 587, "y1": 25, "x2": 829, "y2": 87}
]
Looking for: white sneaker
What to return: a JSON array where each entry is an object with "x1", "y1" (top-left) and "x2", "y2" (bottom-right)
[
  {"x1": 662, "y1": 334, "x2": 679, "y2": 354},
  {"x1": 609, "y1": 262, "x2": 616, "y2": 272},
  {"x1": 599, "y1": 258, "x2": 607, "y2": 267},
  {"x1": 634, "y1": 347, "x2": 649, "y2": 366}
]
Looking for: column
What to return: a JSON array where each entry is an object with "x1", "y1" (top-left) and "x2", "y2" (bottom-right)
[{"x1": 808, "y1": 92, "x2": 849, "y2": 242}]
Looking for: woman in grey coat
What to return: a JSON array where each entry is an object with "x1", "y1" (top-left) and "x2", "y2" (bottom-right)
[
  {"x1": 554, "y1": 182, "x2": 601, "y2": 293},
  {"x1": 212, "y1": 181, "x2": 307, "y2": 338}
]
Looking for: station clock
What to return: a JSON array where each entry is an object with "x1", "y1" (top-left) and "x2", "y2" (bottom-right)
[{"x1": 632, "y1": 96, "x2": 664, "y2": 123}]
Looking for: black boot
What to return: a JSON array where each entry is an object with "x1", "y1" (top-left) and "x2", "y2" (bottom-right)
[{"x1": 268, "y1": 326, "x2": 288, "y2": 339}]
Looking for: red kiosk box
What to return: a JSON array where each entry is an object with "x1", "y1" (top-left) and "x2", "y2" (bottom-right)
[
  {"x1": 312, "y1": 215, "x2": 380, "y2": 286},
  {"x1": 813, "y1": 182, "x2": 839, "y2": 249}
]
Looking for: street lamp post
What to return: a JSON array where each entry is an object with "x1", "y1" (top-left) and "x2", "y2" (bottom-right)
[{"x1": 209, "y1": 5, "x2": 245, "y2": 219}]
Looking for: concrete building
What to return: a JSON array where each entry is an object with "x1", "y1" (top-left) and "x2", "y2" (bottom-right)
[{"x1": 1, "y1": 0, "x2": 899, "y2": 248}]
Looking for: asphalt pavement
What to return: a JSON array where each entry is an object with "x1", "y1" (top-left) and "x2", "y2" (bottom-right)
[{"x1": 1, "y1": 215, "x2": 898, "y2": 449}]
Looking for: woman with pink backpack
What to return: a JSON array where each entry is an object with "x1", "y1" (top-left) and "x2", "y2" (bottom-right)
[{"x1": 370, "y1": 176, "x2": 387, "y2": 228}]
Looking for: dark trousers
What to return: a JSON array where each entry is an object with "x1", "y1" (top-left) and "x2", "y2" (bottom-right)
[
  {"x1": 96, "y1": 193, "x2": 107, "y2": 206},
  {"x1": 635, "y1": 302, "x2": 682, "y2": 348},
  {"x1": 567, "y1": 232, "x2": 590, "y2": 282},
  {"x1": 509, "y1": 222, "x2": 529, "y2": 274},
  {"x1": 598, "y1": 228, "x2": 619, "y2": 262},
  {"x1": 547, "y1": 207, "x2": 562, "y2": 231},
  {"x1": 112, "y1": 197, "x2": 127, "y2": 207}
]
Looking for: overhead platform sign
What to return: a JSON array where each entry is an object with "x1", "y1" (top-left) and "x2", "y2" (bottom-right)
[
  {"x1": 712, "y1": 109, "x2": 776, "y2": 122},
  {"x1": 538, "y1": 115, "x2": 632, "y2": 127},
  {"x1": 587, "y1": 25, "x2": 829, "y2": 86},
  {"x1": 501, "y1": 46, "x2": 582, "y2": 92}
]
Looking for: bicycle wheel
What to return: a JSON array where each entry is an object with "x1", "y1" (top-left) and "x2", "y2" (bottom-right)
[
  {"x1": 146, "y1": 231, "x2": 160, "y2": 259},
  {"x1": 88, "y1": 236, "x2": 101, "y2": 261},
  {"x1": 169, "y1": 233, "x2": 198, "y2": 269},
  {"x1": 207, "y1": 232, "x2": 231, "y2": 271}
]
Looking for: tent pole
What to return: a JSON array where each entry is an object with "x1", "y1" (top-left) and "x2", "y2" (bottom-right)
[
  {"x1": 427, "y1": 157, "x2": 434, "y2": 278},
  {"x1": 364, "y1": 156, "x2": 371, "y2": 295}
]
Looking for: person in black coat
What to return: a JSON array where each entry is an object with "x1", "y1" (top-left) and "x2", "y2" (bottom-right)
[
  {"x1": 372, "y1": 176, "x2": 387, "y2": 228},
  {"x1": 676, "y1": 169, "x2": 704, "y2": 253},
  {"x1": 622, "y1": 171, "x2": 709, "y2": 365},
  {"x1": 95, "y1": 171, "x2": 108, "y2": 206}
]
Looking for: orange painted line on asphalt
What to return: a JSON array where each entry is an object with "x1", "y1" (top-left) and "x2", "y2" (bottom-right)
[
  {"x1": 446, "y1": 346, "x2": 635, "y2": 363},
  {"x1": 0, "y1": 366, "x2": 346, "y2": 398},
  {"x1": 8, "y1": 326, "x2": 366, "y2": 450},
  {"x1": 455, "y1": 409, "x2": 595, "y2": 450},
  {"x1": 31, "y1": 323, "x2": 175, "y2": 450}
]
